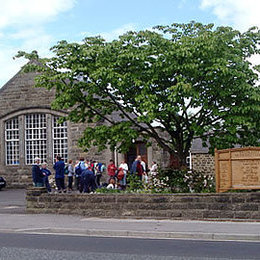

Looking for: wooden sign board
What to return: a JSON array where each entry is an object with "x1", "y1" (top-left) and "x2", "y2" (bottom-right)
[{"x1": 215, "y1": 147, "x2": 260, "y2": 192}]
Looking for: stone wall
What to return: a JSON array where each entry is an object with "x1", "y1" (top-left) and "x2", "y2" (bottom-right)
[
  {"x1": 192, "y1": 153, "x2": 215, "y2": 175},
  {"x1": 27, "y1": 188, "x2": 260, "y2": 221},
  {"x1": 0, "y1": 72, "x2": 55, "y2": 118}
]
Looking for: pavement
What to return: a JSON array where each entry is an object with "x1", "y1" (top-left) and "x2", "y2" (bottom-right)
[
  {"x1": 1, "y1": 189, "x2": 260, "y2": 242},
  {"x1": 0, "y1": 189, "x2": 26, "y2": 214},
  {"x1": 1, "y1": 213, "x2": 260, "y2": 242}
]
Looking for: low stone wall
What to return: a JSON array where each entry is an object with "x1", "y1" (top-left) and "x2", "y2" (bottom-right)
[
  {"x1": 0, "y1": 166, "x2": 32, "y2": 189},
  {"x1": 26, "y1": 188, "x2": 260, "y2": 221}
]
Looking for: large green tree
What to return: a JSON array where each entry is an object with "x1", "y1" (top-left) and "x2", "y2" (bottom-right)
[{"x1": 17, "y1": 21, "x2": 260, "y2": 167}]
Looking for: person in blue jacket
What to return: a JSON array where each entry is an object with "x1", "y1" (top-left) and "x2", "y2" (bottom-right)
[
  {"x1": 53, "y1": 155, "x2": 66, "y2": 193},
  {"x1": 130, "y1": 155, "x2": 144, "y2": 181},
  {"x1": 81, "y1": 166, "x2": 96, "y2": 193},
  {"x1": 75, "y1": 158, "x2": 87, "y2": 192},
  {"x1": 41, "y1": 162, "x2": 52, "y2": 193},
  {"x1": 32, "y1": 157, "x2": 44, "y2": 187}
]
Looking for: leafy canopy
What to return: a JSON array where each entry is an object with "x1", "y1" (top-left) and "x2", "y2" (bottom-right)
[{"x1": 17, "y1": 21, "x2": 260, "y2": 165}]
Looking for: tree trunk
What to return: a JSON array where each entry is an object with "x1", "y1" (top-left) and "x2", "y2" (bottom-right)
[{"x1": 169, "y1": 147, "x2": 189, "y2": 170}]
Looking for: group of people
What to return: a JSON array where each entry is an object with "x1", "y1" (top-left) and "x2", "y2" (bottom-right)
[
  {"x1": 32, "y1": 156, "x2": 66, "y2": 193},
  {"x1": 32, "y1": 155, "x2": 158, "y2": 193}
]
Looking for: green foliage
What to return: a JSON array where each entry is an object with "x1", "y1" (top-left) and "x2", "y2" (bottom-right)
[
  {"x1": 126, "y1": 174, "x2": 144, "y2": 192},
  {"x1": 95, "y1": 187, "x2": 122, "y2": 193},
  {"x1": 95, "y1": 175, "x2": 144, "y2": 194},
  {"x1": 16, "y1": 21, "x2": 260, "y2": 165}
]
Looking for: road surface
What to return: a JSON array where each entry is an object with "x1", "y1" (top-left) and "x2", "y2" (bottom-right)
[{"x1": 0, "y1": 232, "x2": 259, "y2": 259}]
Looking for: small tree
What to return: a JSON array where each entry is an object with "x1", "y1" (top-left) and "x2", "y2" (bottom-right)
[{"x1": 17, "y1": 21, "x2": 260, "y2": 167}]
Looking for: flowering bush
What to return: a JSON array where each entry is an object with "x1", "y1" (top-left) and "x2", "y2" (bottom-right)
[
  {"x1": 186, "y1": 170, "x2": 215, "y2": 193},
  {"x1": 147, "y1": 170, "x2": 172, "y2": 193},
  {"x1": 148, "y1": 168, "x2": 215, "y2": 193},
  {"x1": 95, "y1": 169, "x2": 215, "y2": 194},
  {"x1": 48, "y1": 175, "x2": 56, "y2": 189}
]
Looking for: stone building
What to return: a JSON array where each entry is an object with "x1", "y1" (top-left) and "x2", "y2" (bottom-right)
[
  {"x1": 0, "y1": 70, "x2": 171, "y2": 187},
  {"x1": 0, "y1": 69, "x2": 215, "y2": 188},
  {"x1": 190, "y1": 138, "x2": 215, "y2": 175}
]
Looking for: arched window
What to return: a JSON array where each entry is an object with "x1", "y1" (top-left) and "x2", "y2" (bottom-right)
[{"x1": 4, "y1": 112, "x2": 68, "y2": 165}]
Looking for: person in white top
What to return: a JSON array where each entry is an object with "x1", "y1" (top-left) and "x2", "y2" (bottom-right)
[
  {"x1": 107, "y1": 177, "x2": 116, "y2": 189},
  {"x1": 140, "y1": 158, "x2": 148, "y2": 183},
  {"x1": 140, "y1": 160, "x2": 146, "y2": 173},
  {"x1": 148, "y1": 161, "x2": 158, "y2": 184},
  {"x1": 67, "y1": 159, "x2": 74, "y2": 192},
  {"x1": 150, "y1": 161, "x2": 158, "y2": 174},
  {"x1": 118, "y1": 160, "x2": 128, "y2": 189}
]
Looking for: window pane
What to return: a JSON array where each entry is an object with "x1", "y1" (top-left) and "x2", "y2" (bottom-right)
[
  {"x1": 25, "y1": 114, "x2": 47, "y2": 164},
  {"x1": 53, "y1": 116, "x2": 68, "y2": 163},
  {"x1": 5, "y1": 117, "x2": 20, "y2": 165}
]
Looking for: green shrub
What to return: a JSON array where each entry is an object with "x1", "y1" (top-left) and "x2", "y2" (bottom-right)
[
  {"x1": 126, "y1": 174, "x2": 144, "y2": 192},
  {"x1": 95, "y1": 187, "x2": 122, "y2": 193}
]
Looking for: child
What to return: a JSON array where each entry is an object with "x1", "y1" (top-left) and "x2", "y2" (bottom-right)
[
  {"x1": 107, "y1": 177, "x2": 116, "y2": 189},
  {"x1": 41, "y1": 162, "x2": 52, "y2": 193}
]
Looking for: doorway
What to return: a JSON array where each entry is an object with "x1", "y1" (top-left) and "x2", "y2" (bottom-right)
[{"x1": 125, "y1": 142, "x2": 148, "y2": 168}]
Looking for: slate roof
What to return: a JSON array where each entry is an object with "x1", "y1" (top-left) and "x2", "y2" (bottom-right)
[{"x1": 190, "y1": 138, "x2": 210, "y2": 154}]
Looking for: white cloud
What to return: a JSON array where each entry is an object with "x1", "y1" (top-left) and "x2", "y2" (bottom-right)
[
  {"x1": 200, "y1": 0, "x2": 260, "y2": 31},
  {"x1": 0, "y1": 29, "x2": 54, "y2": 87},
  {"x1": 0, "y1": 0, "x2": 76, "y2": 87},
  {"x1": 0, "y1": 0, "x2": 76, "y2": 29},
  {"x1": 200, "y1": 0, "x2": 260, "y2": 72},
  {"x1": 0, "y1": 46, "x2": 26, "y2": 86},
  {"x1": 100, "y1": 23, "x2": 137, "y2": 42},
  {"x1": 81, "y1": 23, "x2": 138, "y2": 42}
]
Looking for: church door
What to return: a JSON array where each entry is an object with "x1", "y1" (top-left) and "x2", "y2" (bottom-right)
[{"x1": 125, "y1": 142, "x2": 147, "y2": 168}]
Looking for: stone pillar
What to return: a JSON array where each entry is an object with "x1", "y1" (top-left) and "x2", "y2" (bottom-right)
[
  {"x1": 67, "y1": 121, "x2": 72, "y2": 161},
  {"x1": 19, "y1": 115, "x2": 25, "y2": 166},
  {"x1": 117, "y1": 151, "x2": 125, "y2": 166},
  {"x1": 46, "y1": 114, "x2": 53, "y2": 164},
  {"x1": 147, "y1": 146, "x2": 153, "y2": 168},
  {"x1": 0, "y1": 119, "x2": 4, "y2": 166}
]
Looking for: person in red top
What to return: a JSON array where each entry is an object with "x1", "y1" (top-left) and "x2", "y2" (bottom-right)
[
  {"x1": 130, "y1": 155, "x2": 144, "y2": 181},
  {"x1": 107, "y1": 159, "x2": 117, "y2": 179},
  {"x1": 136, "y1": 155, "x2": 144, "y2": 180}
]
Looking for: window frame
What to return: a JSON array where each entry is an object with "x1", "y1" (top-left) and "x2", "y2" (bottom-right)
[
  {"x1": 2, "y1": 110, "x2": 69, "y2": 167},
  {"x1": 5, "y1": 117, "x2": 20, "y2": 165},
  {"x1": 25, "y1": 114, "x2": 48, "y2": 165},
  {"x1": 52, "y1": 116, "x2": 68, "y2": 163}
]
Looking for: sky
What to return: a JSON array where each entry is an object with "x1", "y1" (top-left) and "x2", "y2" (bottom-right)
[{"x1": 0, "y1": 0, "x2": 260, "y2": 87}]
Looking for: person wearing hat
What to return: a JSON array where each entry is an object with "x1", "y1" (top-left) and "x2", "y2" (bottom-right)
[{"x1": 32, "y1": 157, "x2": 44, "y2": 187}]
